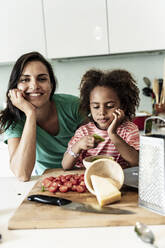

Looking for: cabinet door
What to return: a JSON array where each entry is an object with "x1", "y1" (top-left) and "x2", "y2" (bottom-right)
[
  {"x1": 107, "y1": 0, "x2": 165, "y2": 53},
  {"x1": 0, "y1": 0, "x2": 46, "y2": 63},
  {"x1": 43, "y1": 0, "x2": 109, "y2": 59}
]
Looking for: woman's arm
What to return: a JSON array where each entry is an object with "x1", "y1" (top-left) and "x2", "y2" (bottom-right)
[
  {"x1": 7, "y1": 89, "x2": 37, "y2": 181},
  {"x1": 8, "y1": 111, "x2": 36, "y2": 181}
]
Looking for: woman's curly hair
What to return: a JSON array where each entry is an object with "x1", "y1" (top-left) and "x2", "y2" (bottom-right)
[{"x1": 79, "y1": 69, "x2": 140, "y2": 121}]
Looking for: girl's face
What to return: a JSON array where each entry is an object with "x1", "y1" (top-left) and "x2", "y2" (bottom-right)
[
  {"x1": 90, "y1": 86, "x2": 121, "y2": 130},
  {"x1": 17, "y1": 61, "x2": 52, "y2": 108}
]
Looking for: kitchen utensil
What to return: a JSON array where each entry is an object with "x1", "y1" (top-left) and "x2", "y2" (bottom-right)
[
  {"x1": 142, "y1": 87, "x2": 153, "y2": 97},
  {"x1": 153, "y1": 79, "x2": 159, "y2": 104},
  {"x1": 158, "y1": 79, "x2": 163, "y2": 103},
  {"x1": 139, "y1": 116, "x2": 165, "y2": 216},
  {"x1": 142, "y1": 77, "x2": 153, "y2": 97},
  {"x1": 123, "y1": 167, "x2": 138, "y2": 188},
  {"x1": 135, "y1": 222, "x2": 158, "y2": 248},
  {"x1": 160, "y1": 79, "x2": 165, "y2": 104},
  {"x1": 143, "y1": 77, "x2": 151, "y2": 88},
  {"x1": 161, "y1": 58, "x2": 165, "y2": 104},
  {"x1": 27, "y1": 194, "x2": 133, "y2": 214},
  {"x1": 144, "y1": 116, "x2": 165, "y2": 135},
  {"x1": 142, "y1": 77, "x2": 152, "y2": 97}
]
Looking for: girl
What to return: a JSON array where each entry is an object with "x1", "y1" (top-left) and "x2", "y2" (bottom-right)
[
  {"x1": 62, "y1": 69, "x2": 140, "y2": 170},
  {"x1": 0, "y1": 52, "x2": 84, "y2": 181}
]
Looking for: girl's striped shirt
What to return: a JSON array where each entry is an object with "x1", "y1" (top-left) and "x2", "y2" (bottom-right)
[{"x1": 66, "y1": 121, "x2": 139, "y2": 169}]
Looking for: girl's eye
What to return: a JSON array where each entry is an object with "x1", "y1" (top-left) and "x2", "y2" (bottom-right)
[
  {"x1": 107, "y1": 105, "x2": 115, "y2": 109},
  {"x1": 92, "y1": 105, "x2": 99, "y2": 109}
]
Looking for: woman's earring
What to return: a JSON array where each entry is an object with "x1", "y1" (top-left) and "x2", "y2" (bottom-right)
[{"x1": 88, "y1": 112, "x2": 91, "y2": 117}]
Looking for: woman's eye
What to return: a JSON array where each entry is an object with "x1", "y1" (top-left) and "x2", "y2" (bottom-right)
[
  {"x1": 38, "y1": 77, "x2": 47, "y2": 82},
  {"x1": 20, "y1": 78, "x2": 29, "y2": 83}
]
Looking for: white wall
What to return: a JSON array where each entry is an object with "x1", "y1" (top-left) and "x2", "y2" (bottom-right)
[
  {"x1": 52, "y1": 52, "x2": 165, "y2": 114},
  {"x1": 0, "y1": 64, "x2": 12, "y2": 110},
  {"x1": 1, "y1": 51, "x2": 164, "y2": 113}
]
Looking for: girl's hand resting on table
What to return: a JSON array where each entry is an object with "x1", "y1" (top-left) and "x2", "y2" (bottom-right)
[
  {"x1": 108, "y1": 108, "x2": 125, "y2": 137},
  {"x1": 8, "y1": 89, "x2": 36, "y2": 115}
]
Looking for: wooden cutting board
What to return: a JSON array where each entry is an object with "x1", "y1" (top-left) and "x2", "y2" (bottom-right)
[{"x1": 8, "y1": 168, "x2": 165, "y2": 230}]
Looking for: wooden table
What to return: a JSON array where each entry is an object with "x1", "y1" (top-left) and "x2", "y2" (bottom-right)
[
  {"x1": 1, "y1": 174, "x2": 165, "y2": 248},
  {"x1": 8, "y1": 168, "x2": 165, "y2": 230}
]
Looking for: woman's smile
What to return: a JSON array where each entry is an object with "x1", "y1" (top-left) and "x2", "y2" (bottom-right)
[
  {"x1": 25, "y1": 91, "x2": 44, "y2": 98},
  {"x1": 17, "y1": 61, "x2": 52, "y2": 108}
]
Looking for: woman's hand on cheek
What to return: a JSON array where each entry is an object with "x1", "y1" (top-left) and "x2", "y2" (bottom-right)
[
  {"x1": 108, "y1": 108, "x2": 125, "y2": 136},
  {"x1": 8, "y1": 89, "x2": 36, "y2": 115}
]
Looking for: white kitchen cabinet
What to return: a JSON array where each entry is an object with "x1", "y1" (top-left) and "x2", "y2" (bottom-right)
[
  {"x1": 0, "y1": 0, "x2": 46, "y2": 63},
  {"x1": 107, "y1": 0, "x2": 165, "y2": 54},
  {"x1": 43, "y1": 0, "x2": 109, "y2": 59},
  {"x1": 1, "y1": 0, "x2": 165, "y2": 63}
]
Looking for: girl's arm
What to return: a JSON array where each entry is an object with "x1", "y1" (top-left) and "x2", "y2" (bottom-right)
[
  {"x1": 109, "y1": 134, "x2": 139, "y2": 166},
  {"x1": 62, "y1": 135, "x2": 95, "y2": 170},
  {"x1": 8, "y1": 110, "x2": 36, "y2": 181},
  {"x1": 108, "y1": 109, "x2": 139, "y2": 166}
]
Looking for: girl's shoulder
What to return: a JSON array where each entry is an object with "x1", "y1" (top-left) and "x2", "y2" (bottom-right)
[
  {"x1": 76, "y1": 122, "x2": 95, "y2": 131},
  {"x1": 76, "y1": 122, "x2": 109, "y2": 138},
  {"x1": 75, "y1": 122, "x2": 101, "y2": 135},
  {"x1": 119, "y1": 120, "x2": 139, "y2": 132}
]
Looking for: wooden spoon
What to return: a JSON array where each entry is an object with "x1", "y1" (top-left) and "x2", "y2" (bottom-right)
[
  {"x1": 160, "y1": 78, "x2": 165, "y2": 104},
  {"x1": 153, "y1": 78, "x2": 159, "y2": 104}
]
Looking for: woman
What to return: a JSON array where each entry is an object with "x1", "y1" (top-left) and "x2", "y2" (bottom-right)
[{"x1": 0, "y1": 52, "x2": 84, "y2": 181}]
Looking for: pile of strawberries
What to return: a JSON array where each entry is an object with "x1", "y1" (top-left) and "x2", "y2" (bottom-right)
[{"x1": 42, "y1": 173, "x2": 87, "y2": 193}]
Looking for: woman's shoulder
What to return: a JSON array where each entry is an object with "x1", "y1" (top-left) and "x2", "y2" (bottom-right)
[
  {"x1": 53, "y1": 93, "x2": 79, "y2": 103},
  {"x1": 53, "y1": 94, "x2": 83, "y2": 121},
  {"x1": 3, "y1": 120, "x2": 24, "y2": 143}
]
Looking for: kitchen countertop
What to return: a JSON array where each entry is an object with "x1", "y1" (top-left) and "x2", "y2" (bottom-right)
[{"x1": 0, "y1": 176, "x2": 165, "y2": 248}]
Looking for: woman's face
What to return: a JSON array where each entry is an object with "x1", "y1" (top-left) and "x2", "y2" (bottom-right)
[
  {"x1": 90, "y1": 86, "x2": 121, "y2": 130},
  {"x1": 17, "y1": 61, "x2": 52, "y2": 108}
]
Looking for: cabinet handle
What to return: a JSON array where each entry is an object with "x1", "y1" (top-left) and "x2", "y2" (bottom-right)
[{"x1": 93, "y1": 26, "x2": 102, "y2": 40}]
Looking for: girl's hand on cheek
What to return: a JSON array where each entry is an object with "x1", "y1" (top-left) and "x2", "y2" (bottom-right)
[
  {"x1": 8, "y1": 89, "x2": 36, "y2": 115},
  {"x1": 77, "y1": 135, "x2": 95, "y2": 151},
  {"x1": 108, "y1": 108, "x2": 125, "y2": 136}
]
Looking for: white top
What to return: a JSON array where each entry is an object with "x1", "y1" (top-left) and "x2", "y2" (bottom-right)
[{"x1": 0, "y1": 176, "x2": 165, "y2": 248}]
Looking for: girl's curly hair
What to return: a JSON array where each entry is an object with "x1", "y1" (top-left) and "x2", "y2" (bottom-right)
[{"x1": 79, "y1": 69, "x2": 140, "y2": 121}]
